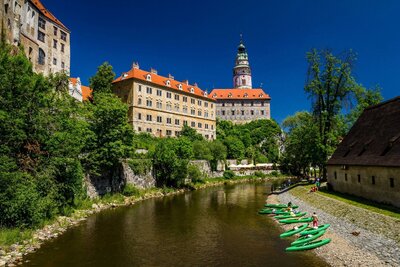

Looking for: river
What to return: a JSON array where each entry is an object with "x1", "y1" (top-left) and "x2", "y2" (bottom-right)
[{"x1": 22, "y1": 182, "x2": 328, "y2": 267}]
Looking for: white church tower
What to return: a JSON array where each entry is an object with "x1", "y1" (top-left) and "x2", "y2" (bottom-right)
[{"x1": 233, "y1": 35, "x2": 252, "y2": 89}]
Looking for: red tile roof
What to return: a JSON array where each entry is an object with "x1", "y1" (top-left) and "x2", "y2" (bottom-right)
[
  {"x1": 31, "y1": 0, "x2": 69, "y2": 32},
  {"x1": 69, "y1": 78, "x2": 92, "y2": 101},
  {"x1": 113, "y1": 67, "x2": 215, "y2": 101},
  {"x1": 210, "y1": 88, "x2": 271, "y2": 100}
]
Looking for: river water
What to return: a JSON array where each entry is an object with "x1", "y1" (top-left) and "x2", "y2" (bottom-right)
[{"x1": 22, "y1": 182, "x2": 328, "y2": 267}]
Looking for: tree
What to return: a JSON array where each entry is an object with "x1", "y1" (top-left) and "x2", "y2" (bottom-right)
[
  {"x1": 305, "y1": 49, "x2": 358, "y2": 179},
  {"x1": 193, "y1": 140, "x2": 212, "y2": 160},
  {"x1": 209, "y1": 140, "x2": 227, "y2": 171},
  {"x1": 224, "y1": 136, "x2": 245, "y2": 159},
  {"x1": 180, "y1": 125, "x2": 204, "y2": 142},
  {"x1": 89, "y1": 62, "x2": 115, "y2": 94}
]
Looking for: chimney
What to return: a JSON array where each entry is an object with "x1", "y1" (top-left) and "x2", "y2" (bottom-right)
[
  {"x1": 150, "y1": 68, "x2": 158, "y2": 74},
  {"x1": 168, "y1": 73, "x2": 174, "y2": 80},
  {"x1": 182, "y1": 79, "x2": 189, "y2": 85},
  {"x1": 132, "y1": 61, "x2": 139, "y2": 69}
]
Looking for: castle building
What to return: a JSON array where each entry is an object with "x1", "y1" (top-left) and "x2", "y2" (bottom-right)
[
  {"x1": 0, "y1": 0, "x2": 71, "y2": 75},
  {"x1": 327, "y1": 96, "x2": 400, "y2": 208},
  {"x1": 112, "y1": 63, "x2": 216, "y2": 139},
  {"x1": 69, "y1": 78, "x2": 92, "y2": 102},
  {"x1": 210, "y1": 38, "x2": 271, "y2": 123}
]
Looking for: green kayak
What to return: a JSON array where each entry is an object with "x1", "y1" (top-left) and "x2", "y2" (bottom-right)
[
  {"x1": 291, "y1": 230, "x2": 326, "y2": 246},
  {"x1": 286, "y1": 238, "x2": 331, "y2": 251},
  {"x1": 258, "y1": 208, "x2": 290, "y2": 215},
  {"x1": 300, "y1": 224, "x2": 331, "y2": 236},
  {"x1": 279, "y1": 217, "x2": 313, "y2": 224},
  {"x1": 279, "y1": 223, "x2": 308, "y2": 238},
  {"x1": 274, "y1": 212, "x2": 307, "y2": 220},
  {"x1": 264, "y1": 204, "x2": 299, "y2": 209},
  {"x1": 258, "y1": 209, "x2": 275, "y2": 214}
]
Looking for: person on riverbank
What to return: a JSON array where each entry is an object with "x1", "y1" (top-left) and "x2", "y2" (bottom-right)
[
  {"x1": 316, "y1": 178, "x2": 321, "y2": 189},
  {"x1": 312, "y1": 212, "x2": 319, "y2": 228}
]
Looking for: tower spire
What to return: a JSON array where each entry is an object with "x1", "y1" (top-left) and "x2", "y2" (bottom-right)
[{"x1": 233, "y1": 35, "x2": 252, "y2": 89}]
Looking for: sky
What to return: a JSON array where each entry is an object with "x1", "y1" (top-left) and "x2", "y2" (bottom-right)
[{"x1": 45, "y1": 0, "x2": 400, "y2": 123}]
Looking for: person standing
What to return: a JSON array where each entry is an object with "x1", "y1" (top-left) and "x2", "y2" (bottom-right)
[{"x1": 312, "y1": 212, "x2": 319, "y2": 228}]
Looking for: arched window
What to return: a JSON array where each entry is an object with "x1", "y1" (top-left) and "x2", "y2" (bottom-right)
[
  {"x1": 166, "y1": 80, "x2": 171, "y2": 86},
  {"x1": 38, "y1": 48, "x2": 45, "y2": 65},
  {"x1": 146, "y1": 74, "x2": 151, "y2": 81},
  {"x1": 190, "y1": 87, "x2": 194, "y2": 93},
  {"x1": 178, "y1": 84, "x2": 183, "y2": 90}
]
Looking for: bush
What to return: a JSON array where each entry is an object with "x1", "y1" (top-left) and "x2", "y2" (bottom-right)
[
  {"x1": 270, "y1": 170, "x2": 280, "y2": 177},
  {"x1": 254, "y1": 171, "x2": 266, "y2": 178},
  {"x1": 223, "y1": 170, "x2": 235, "y2": 180},
  {"x1": 122, "y1": 184, "x2": 141, "y2": 197},
  {"x1": 187, "y1": 164, "x2": 203, "y2": 184},
  {"x1": 127, "y1": 159, "x2": 152, "y2": 175}
]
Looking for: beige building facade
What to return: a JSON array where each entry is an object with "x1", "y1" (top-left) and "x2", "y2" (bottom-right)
[
  {"x1": 327, "y1": 97, "x2": 400, "y2": 208},
  {"x1": 1, "y1": 0, "x2": 71, "y2": 75},
  {"x1": 112, "y1": 63, "x2": 216, "y2": 139}
]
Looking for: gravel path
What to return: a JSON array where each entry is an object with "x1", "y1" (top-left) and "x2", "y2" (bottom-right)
[{"x1": 268, "y1": 189, "x2": 400, "y2": 267}]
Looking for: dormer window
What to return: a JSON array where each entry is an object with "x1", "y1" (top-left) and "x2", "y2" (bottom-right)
[
  {"x1": 213, "y1": 93, "x2": 217, "y2": 98},
  {"x1": 204, "y1": 92, "x2": 208, "y2": 97},
  {"x1": 259, "y1": 94, "x2": 264, "y2": 97},
  {"x1": 122, "y1": 73, "x2": 128, "y2": 79},
  {"x1": 166, "y1": 80, "x2": 171, "y2": 87},
  {"x1": 190, "y1": 87, "x2": 194, "y2": 93},
  {"x1": 178, "y1": 84, "x2": 183, "y2": 90},
  {"x1": 228, "y1": 93, "x2": 232, "y2": 98},
  {"x1": 244, "y1": 93, "x2": 248, "y2": 98},
  {"x1": 146, "y1": 74, "x2": 152, "y2": 81}
]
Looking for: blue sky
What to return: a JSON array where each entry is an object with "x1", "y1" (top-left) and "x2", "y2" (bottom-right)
[{"x1": 46, "y1": 0, "x2": 400, "y2": 123}]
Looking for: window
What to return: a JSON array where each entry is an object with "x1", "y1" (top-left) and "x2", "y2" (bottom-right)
[
  {"x1": 53, "y1": 57, "x2": 57, "y2": 65},
  {"x1": 251, "y1": 101, "x2": 254, "y2": 106},
  {"x1": 166, "y1": 130, "x2": 172, "y2": 136},
  {"x1": 166, "y1": 80, "x2": 171, "y2": 86},
  {"x1": 174, "y1": 104, "x2": 179, "y2": 112},
  {"x1": 211, "y1": 104, "x2": 213, "y2": 108},
  {"x1": 61, "y1": 43, "x2": 65, "y2": 53},
  {"x1": 345, "y1": 173, "x2": 348, "y2": 181},
  {"x1": 205, "y1": 124, "x2": 209, "y2": 129},
  {"x1": 389, "y1": 178, "x2": 394, "y2": 188},
  {"x1": 157, "y1": 116, "x2": 162, "y2": 123},
  {"x1": 178, "y1": 84, "x2": 183, "y2": 90},
  {"x1": 191, "y1": 109, "x2": 195, "y2": 115},
  {"x1": 222, "y1": 111, "x2": 225, "y2": 116},
  {"x1": 358, "y1": 175, "x2": 361, "y2": 183},
  {"x1": 146, "y1": 128, "x2": 152, "y2": 133},
  {"x1": 183, "y1": 106, "x2": 188, "y2": 113},
  {"x1": 138, "y1": 113, "x2": 142, "y2": 120},
  {"x1": 146, "y1": 100, "x2": 152, "y2": 107},
  {"x1": 204, "y1": 111, "x2": 209, "y2": 118},
  {"x1": 261, "y1": 101, "x2": 265, "y2": 106},
  {"x1": 156, "y1": 89, "x2": 162, "y2": 96},
  {"x1": 38, "y1": 31, "x2": 45, "y2": 42},
  {"x1": 138, "y1": 85, "x2": 142, "y2": 92},
  {"x1": 334, "y1": 171, "x2": 337, "y2": 179},
  {"x1": 146, "y1": 115, "x2": 152, "y2": 121},
  {"x1": 198, "y1": 100, "x2": 202, "y2": 106},
  {"x1": 166, "y1": 103, "x2": 172, "y2": 111},
  {"x1": 222, "y1": 103, "x2": 225, "y2": 107},
  {"x1": 241, "y1": 110, "x2": 245, "y2": 115},
  {"x1": 53, "y1": 40, "x2": 57, "y2": 49},
  {"x1": 53, "y1": 26, "x2": 57, "y2": 36},
  {"x1": 156, "y1": 102, "x2": 162, "y2": 109},
  {"x1": 138, "y1": 127, "x2": 142, "y2": 132},
  {"x1": 175, "y1": 94, "x2": 179, "y2": 101},
  {"x1": 138, "y1": 98, "x2": 142, "y2": 105},
  {"x1": 175, "y1": 119, "x2": 180, "y2": 125},
  {"x1": 38, "y1": 48, "x2": 45, "y2": 65},
  {"x1": 38, "y1": 17, "x2": 46, "y2": 29},
  {"x1": 231, "y1": 110, "x2": 235, "y2": 116},
  {"x1": 251, "y1": 110, "x2": 254, "y2": 116},
  {"x1": 198, "y1": 110, "x2": 202, "y2": 116},
  {"x1": 61, "y1": 62, "x2": 65, "y2": 69},
  {"x1": 372, "y1": 176, "x2": 376, "y2": 185},
  {"x1": 175, "y1": 131, "x2": 180, "y2": 136},
  {"x1": 183, "y1": 120, "x2": 188, "y2": 126},
  {"x1": 167, "y1": 92, "x2": 172, "y2": 98},
  {"x1": 191, "y1": 122, "x2": 195, "y2": 127},
  {"x1": 166, "y1": 118, "x2": 172, "y2": 124},
  {"x1": 205, "y1": 102, "x2": 208, "y2": 107},
  {"x1": 183, "y1": 96, "x2": 188, "y2": 102},
  {"x1": 261, "y1": 110, "x2": 265, "y2": 115},
  {"x1": 211, "y1": 125, "x2": 214, "y2": 130},
  {"x1": 146, "y1": 87, "x2": 152, "y2": 94},
  {"x1": 198, "y1": 123, "x2": 202, "y2": 128},
  {"x1": 191, "y1": 98, "x2": 195, "y2": 104},
  {"x1": 61, "y1": 31, "x2": 67, "y2": 41},
  {"x1": 232, "y1": 102, "x2": 235, "y2": 107}
]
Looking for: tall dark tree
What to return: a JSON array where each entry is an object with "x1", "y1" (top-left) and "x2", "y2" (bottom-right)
[{"x1": 89, "y1": 62, "x2": 115, "y2": 94}]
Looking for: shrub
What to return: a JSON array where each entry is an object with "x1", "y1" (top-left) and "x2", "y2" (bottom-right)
[
  {"x1": 254, "y1": 171, "x2": 266, "y2": 178},
  {"x1": 270, "y1": 170, "x2": 280, "y2": 177},
  {"x1": 122, "y1": 184, "x2": 141, "y2": 197},
  {"x1": 127, "y1": 159, "x2": 152, "y2": 175},
  {"x1": 223, "y1": 170, "x2": 235, "y2": 180},
  {"x1": 187, "y1": 164, "x2": 203, "y2": 184}
]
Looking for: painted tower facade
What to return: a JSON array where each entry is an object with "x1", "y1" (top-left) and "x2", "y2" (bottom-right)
[{"x1": 233, "y1": 37, "x2": 252, "y2": 89}]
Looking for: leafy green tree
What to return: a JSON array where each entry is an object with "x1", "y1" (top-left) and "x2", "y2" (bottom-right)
[
  {"x1": 89, "y1": 62, "x2": 115, "y2": 94},
  {"x1": 224, "y1": 136, "x2": 245, "y2": 159},
  {"x1": 193, "y1": 140, "x2": 212, "y2": 160},
  {"x1": 180, "y1": 125, "x2": 204, "y2": 142},
  {"x1": 209, "y1": 140, "x2": 227, "y2": 170}
]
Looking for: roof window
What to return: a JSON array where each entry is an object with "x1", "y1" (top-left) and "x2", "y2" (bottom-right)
[
  {"x1": 166, "y1": 80, "x2": 171, "y2": 87},
  {"x1": 178, "y1": 84, "x2": 183, "y2": 90},
  {"x1": 190, "y1": 87, "x2": 194, "y2": 93},
  {"x1": 146, "y1": 74, "x2": 152, "y2": 81}
]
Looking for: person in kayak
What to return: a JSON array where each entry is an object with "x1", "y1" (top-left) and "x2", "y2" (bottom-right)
[{"x1": 312, "y1": 212, "x2": 319, "y2": 228}]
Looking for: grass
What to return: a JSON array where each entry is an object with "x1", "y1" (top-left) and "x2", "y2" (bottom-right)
[
  {"x1": 0, "y1": 228, "x2": 34, "y2": 248},
  {"x1": 301, "y1": 184, "x2": 400, "y2": 219}
]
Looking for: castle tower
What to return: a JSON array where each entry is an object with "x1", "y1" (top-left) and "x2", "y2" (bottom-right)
[{"x1": 233, "y1": 36, "x2": 252, "y2": 89}]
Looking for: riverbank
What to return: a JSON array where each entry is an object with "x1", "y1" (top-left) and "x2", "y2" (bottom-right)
[
  {"x1": 266, "y1": 186, "x2": 400, "y2": 267},
  {"x1": 0, "y1": 175, "x2": 288, "y2": 267}
]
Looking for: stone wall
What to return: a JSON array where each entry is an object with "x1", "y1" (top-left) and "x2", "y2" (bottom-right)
[
  {"x1": 122, "y1": 161, "x2": 155, "y2": 189},
  {"x1": 327, "y1": 165, "x2": 400, "y2": 208},
  {"x1": 189, "y1": 160, "x2": 226, "y2": 178}
]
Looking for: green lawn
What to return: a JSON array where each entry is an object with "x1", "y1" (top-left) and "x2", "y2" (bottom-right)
[{"x1": 305, "y1": 184, "x2": 400, "y2": 219}]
